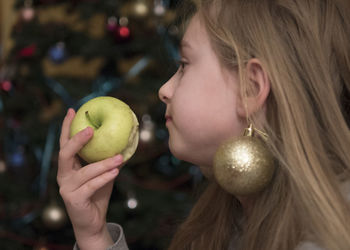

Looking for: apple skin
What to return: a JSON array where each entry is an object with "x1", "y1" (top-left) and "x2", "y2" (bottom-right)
[{"x1": 70, "y1": 96, "x2": 139, "y2": 163}]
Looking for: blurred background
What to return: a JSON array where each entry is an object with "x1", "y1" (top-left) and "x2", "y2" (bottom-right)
[{"x1": 0, "y1": 0, "x2": 204, "y2": 249}]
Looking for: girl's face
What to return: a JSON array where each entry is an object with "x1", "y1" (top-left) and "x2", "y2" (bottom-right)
[{"x1": 158, "y1": 15, "x2": 245, "y2": 173}]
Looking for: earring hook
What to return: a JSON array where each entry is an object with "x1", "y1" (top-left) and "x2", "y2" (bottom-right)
[{"x1": 244, "y1": 123, "x2": 268, "y2": 141}]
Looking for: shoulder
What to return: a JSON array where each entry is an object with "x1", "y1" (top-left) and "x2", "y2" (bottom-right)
[
  {"x1": 341, "y1": 179, "x2": 350, "y2": 201},
  {"x1": 295, "y1": 241, "x2": 326, "y2": 250},
  {"x1": 296, "y1": 179, "x2": 350, "y2": 250},
  {"x1": 227, "y1": 180, "x2": 350, "y2": 250}
]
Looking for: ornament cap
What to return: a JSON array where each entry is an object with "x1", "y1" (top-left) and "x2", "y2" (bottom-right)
[
  {"x1": 243, "y1": 124, "x2": 254, "y2": 137},
  {"x1": 24, "y1": 0, "x2": 33, "y2": 7},
  {"x1": 244, "y1": 123, "x2": 269, "y2": 141}
]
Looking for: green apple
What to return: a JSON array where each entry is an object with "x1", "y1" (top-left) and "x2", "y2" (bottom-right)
[{"x1": 70, "y1": 96, "x2": 139, "y2": 163}]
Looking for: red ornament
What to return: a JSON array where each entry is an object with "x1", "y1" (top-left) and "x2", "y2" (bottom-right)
[
  {"x1": 114, "y1": 26, "x2": 131, "y2": 43},
  {"x1": 107, "y1": 16, "x2": 118, "y2": 32},
  {"x1": 40, "y1": 0, "x2": 60, "y2": 3},
  {"x1": 21, "y1": 0, "x2": 35, "y2": 22},
  {"x1": 1, "y1": 81, "x2": 12, "y2": 92},
  {"x1": 21, "y1": 7, "x2": 35, "y2": 22},
  {"x1": 119, "y1": 26, "x2": 130, "y2": 38},
  {"x1": 18, "y1": 44, "x2": 37, "y2": 58}
]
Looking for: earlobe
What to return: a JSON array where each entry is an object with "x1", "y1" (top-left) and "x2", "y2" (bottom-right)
[{"x1": 236, "y1": 58, "x2": 271, "y2": 119}]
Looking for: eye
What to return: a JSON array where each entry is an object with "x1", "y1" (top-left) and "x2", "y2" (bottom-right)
[{"x1": 175, "y1": 59, "x2": 188, "y2": 73}]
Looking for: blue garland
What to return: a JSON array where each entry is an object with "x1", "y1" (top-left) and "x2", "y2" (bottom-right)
[
  {"x1": 0, "y1": 96, "x2": 3, "y2": 112},
  {"x1": 39, "y1": 122, "x2": 57, "y2": 197}
]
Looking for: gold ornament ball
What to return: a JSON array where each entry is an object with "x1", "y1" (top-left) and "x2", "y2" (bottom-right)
[
  {"x1": 42, "y1": 204, "x2": 67, "y2": 230},
  {"x1": 0, "y1": 160, "x2": 6, "y2": 173},
  {"x1": 33, "y1": 245, "x2": 49, "y2": 250},
  {"x1": 213, "y1": 136, "x2": 275, "y2": 196},
  {"x1": 133, "y1": 1, "x2": 149, "y2": 18}
]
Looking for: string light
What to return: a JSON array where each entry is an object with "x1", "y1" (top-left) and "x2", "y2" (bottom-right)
[
  {"x1": 127, "y1": 197, "x2": 138, "y2": 209},
  {"x1": 134, "y1": 1, "x2": 149, "y2": 17},
  {"x1": 140, "y1": 114, "x2": 155, "y2": 142}
]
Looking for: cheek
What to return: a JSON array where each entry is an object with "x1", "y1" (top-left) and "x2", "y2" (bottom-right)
[
  {"x1": 170, "y1": 83, "x2": 241, "y2": 165},
  {"x1": 174, "y1": 85, "x2": 214, "y2": 132},
  {"x1": 177, "y1": 82, "x2": 236, "y2": 132}
]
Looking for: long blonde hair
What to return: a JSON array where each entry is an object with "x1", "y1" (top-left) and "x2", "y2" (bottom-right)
[{"x1": 168, "y1": 0, "x2": 350, "y2": 249}]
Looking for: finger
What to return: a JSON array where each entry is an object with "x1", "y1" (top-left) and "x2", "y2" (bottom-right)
[
  {"x1": 59, "y1": 127, "x2": 93, "y2": 164},
  {"x1": 68, "y1": 155, "x2": 123, "y2": 191},
  {"x1": 72, "y1": 157, "x2": 82, "y2": 171},
  {"x1": 60, "y1": 108, "x2": 76, "y2": 148},
  {"x1": 57, "y1": 156, "x2": 81, "y2": 186},
  {"x1": 94, "y1": 179, "x2": 114, "y2": 203},
  {"x1": 77, "y1": 168, "x2": 119, "y2": 199}
]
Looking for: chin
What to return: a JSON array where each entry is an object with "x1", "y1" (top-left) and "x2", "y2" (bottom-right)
[
  {"x1": 169, "y1": 146, "x2": 214, "y2": 179},
  {"x1": 168, "y1": 139, "x2": 185, "y2": 160},
  {"x1": 168, "y1": 137, "x2": 215, "y2": 172}
]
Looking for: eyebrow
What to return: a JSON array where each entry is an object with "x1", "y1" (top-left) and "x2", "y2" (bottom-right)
[{"x1": 180, "y1": 40, "x2": 193, "y2": 53}]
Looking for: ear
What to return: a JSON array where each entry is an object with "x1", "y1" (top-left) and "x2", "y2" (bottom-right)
[{"x1": 236, "y1": 58, "x2": 271, "y2": 118}]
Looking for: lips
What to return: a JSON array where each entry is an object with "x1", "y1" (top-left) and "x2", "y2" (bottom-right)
[{"x1": 165, "y1": 115, "x2": 172, "y2": 123}]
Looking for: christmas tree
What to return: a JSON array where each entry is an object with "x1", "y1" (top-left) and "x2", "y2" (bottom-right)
[{"x1": 0, "y1": 0, "x2": 204, "y2": 249}]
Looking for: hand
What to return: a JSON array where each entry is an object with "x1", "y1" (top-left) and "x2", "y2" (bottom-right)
[{"x1": 57, "y1": 108, "x2": 124, "y2": 249}]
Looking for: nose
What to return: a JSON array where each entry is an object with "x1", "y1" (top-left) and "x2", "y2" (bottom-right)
[{"x1": 158, "y1": 74, "x2": 175, "y2": 104}]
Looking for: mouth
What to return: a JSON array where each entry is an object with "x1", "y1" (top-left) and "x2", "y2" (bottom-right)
[{"x1": 165, "y1": 115, "x2": 172, "y2": 123}]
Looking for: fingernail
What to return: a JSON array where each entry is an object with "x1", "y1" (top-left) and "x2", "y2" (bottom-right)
[
  {"x1": 84, "y1": 127, "x2": 92, "y2": 136},
  {"x1": 113, "y1": 155, "x2": 123, "y2": 164},
  {"x1": 110, "y1": 168, "x2": 119, "y2": 175},
  {"x1": 67, "y1": 108, "x2": 71, "y2": 116}
]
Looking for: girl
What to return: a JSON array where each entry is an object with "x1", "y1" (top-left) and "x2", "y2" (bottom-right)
[{"x1": 57, "y1": 0, "x2": 350, "y2": 249}]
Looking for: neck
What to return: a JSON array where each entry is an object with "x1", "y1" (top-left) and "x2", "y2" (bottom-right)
[
  {"x1": 236, "y1": 195, "x2": 254, "y2": 217},
  {"x1": 198, "y1": 165, "x2": 215, "y2": 180}
]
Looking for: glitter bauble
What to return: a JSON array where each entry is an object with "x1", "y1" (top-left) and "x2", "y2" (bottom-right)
[{"x1": 213, "y1": 135, "x2": 275, "y2": 196}]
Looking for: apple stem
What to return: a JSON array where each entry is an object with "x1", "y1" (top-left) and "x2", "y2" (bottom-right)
[{"x1": 85, "y1": 111, "x2": 100, "y2": 129}]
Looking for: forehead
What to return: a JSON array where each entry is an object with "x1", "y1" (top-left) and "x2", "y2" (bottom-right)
[
  {"x1": 181, "y1": 15, "x2": 209, "y2": 51},
  {"x1": 182, "y1": 14, "x2": 239, "y2": 84}
]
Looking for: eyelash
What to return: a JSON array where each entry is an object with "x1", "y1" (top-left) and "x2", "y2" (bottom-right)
[{"x1": 175, "y1": 59, "x2": 188, "y2": 72}]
